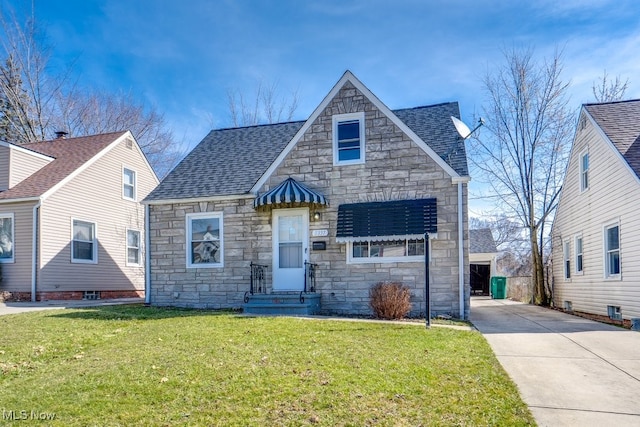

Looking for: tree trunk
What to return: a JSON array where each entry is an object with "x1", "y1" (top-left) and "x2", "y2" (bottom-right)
[{"x1": 530, "y1": 226, "x2": 549, "y2": 305}]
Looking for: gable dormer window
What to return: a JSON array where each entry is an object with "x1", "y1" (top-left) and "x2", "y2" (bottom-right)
[
  {"x1": 580, "y1": 151, "x2": 589, "y2": 192},
  {"x1": 333, "y1": 112, "x2": 365, "y2": 165}
]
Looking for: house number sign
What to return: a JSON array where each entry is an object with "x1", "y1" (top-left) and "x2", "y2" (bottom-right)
[{"x1": 312, "y1": 229, "x2": 328, "y2": 237}]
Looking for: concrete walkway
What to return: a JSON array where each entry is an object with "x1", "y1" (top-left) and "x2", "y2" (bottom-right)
[
  {"x1": 471, "y1": 297, "x2": 640, "y2": 426},
  {"x1": 0, "y1": 298, "x2": 144, "y2": 316}
]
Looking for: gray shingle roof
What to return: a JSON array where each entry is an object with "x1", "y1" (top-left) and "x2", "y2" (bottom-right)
[
  {"x1": 394, "y1": 102, "x2": 468, "y2": 176},
  {"x1": 145, "y1": 103, "x2": 468, "y2": 202},
  {"x1": 585, "y1": 99, "x2": 640, "y2": 179},
  {"x1": 470, "y1": 228, "x2": 498, "y2": 253},
  {"x1": 147, "y1": 121, "x2": 304, "y2": 200}
]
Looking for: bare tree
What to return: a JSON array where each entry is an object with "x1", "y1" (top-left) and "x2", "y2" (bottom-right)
[
  {"x1": 55, "y1": 90, "x2": 183, "y2": 177},
  {"x1": 470, "y1": 47, "x2": 574, "y2": 305},
  {"x1": 0, "y1": 4, "x2": 181, "y2": 177},
  {"x1": 0, "y1": 6, "x2": 66, "y2": 143},
  {"x1": 227, "y1": 80, "x2": 299, "y2": 127},
  {"x1": 470, "y1": 215, "x2": 524, "y2": 250},
  {"x1": 592, "y1": 70, "x2": 629, "y2": 102}
]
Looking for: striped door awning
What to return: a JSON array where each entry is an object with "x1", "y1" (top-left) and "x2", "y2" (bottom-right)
[{"x1": 254, "y1": 177, "x2": 328, "y2": 208}]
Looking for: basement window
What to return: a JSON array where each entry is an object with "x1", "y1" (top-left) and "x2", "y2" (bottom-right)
[
  {"x1": 83, "y1": 291, "x2": 100, "y2": 300},
  {"x1": 607, "y1": 305, "x2": 622, "y2": 321}
]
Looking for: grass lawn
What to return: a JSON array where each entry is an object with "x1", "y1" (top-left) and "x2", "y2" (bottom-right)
[{"x1": 0, "y1": 305, "x2": 534, "y2": 426}]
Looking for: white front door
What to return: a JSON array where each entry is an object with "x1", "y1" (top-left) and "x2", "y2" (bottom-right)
[{"x1": 272, "y1": 208, "x2": 308, "y2": 291}]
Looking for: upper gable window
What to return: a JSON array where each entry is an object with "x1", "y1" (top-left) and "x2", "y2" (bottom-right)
[
  {"x1": 580, "y1": 151, "x2": 589, "y2": 192},
  {"x1": 123, "y1": 168, "x2": 137, "y2": 201},
  {"x1": 333, "y1": 112, "x2": 365, "y2": 165}
]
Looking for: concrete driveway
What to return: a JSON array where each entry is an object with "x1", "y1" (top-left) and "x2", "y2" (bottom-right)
[
  {"x1": 471, "y1": 297, "x2": 640, "y2": 426},
  {"x1": 0, "y1": 298, "x2": 144, "y2": 316}
]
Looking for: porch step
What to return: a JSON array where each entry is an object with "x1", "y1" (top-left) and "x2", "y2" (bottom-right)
[{"x1": 243, "y1": 292, "x2": 321, "y2": 315}]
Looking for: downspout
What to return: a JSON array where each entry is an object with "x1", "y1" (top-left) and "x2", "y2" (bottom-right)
[
  {"x1": 144, "y1": 204, "x2": 151, "y2": 305},
  {"x1": 458, "y1": 182, "x2": 465, "y2": 319},
  {"x1": 424, "y1": 234, "x2": 430, "y2": 329},
  {"x1": 31, "y1": 200, "x2": 42, "y2": 302}
]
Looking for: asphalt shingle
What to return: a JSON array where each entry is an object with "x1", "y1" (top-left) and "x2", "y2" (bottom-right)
[
  {"x1": 470, "y1": 228, "x2": 498, "y2": 254},
  {"x1": 585, "y1": 99, "x2": 640, "y2": 179},
  {"x1": 0, "y1": 131, "x2": 128, "y2": 201},
  {"x1": 146, "y1": 103, "x2": 468, "y2": 202}
]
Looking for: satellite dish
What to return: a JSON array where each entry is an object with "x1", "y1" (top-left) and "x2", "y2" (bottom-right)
[
  {"x1": 451, "y1": 116, "x2": 472, "y2": 139},
  {"x1": 451, "y1": 116, "x2": 484, "y2": 139}
]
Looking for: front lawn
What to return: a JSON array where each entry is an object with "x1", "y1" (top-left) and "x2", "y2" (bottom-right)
[{"x1": 0, "y1": 306, "x2": 534, "y2": 426}]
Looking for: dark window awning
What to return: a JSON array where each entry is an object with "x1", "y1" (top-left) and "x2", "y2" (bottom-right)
[
  {"x1": 336, "y1": 198, "x2": 437, "y2": 243},
  {"x1": 254, "y1": 177, "x2": 328, "y2": 208}
]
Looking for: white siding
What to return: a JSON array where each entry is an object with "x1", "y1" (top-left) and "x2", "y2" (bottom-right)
[
  {"x1": 0, "y1": 145, "x2": 8, "y2": 191},
  {"x1": 553, "y1": 113, "x2": 640, "y2": 319},
  {"x1": 38, "y1": 136, "x2": 157, "y2": 292},
  {"x1": 9, "y1": 147, "x2": 52, "y2": 188},
  {"x1": 0, "y1": 202, "x2": 36, "y2": 292}
]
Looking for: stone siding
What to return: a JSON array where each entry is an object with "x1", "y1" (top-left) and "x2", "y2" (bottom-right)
[{"x1": 149, "y1": 81, "x2": 470, "y2": 318}]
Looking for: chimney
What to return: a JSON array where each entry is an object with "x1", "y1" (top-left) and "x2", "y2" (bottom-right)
[{"x1": 54, "y1": 131, "x2": 68, "y2": 139}]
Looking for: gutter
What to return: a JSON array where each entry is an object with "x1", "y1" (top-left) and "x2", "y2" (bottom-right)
[
  {"x1": 457, "y1": 182, "x2": 465, "y2": 319},
  {"x1": 145, "y1": 204, "x2": 151, "y2": 305},
  {"x1": 31, "y1": 200, "x2": 41, "y2": 302}
]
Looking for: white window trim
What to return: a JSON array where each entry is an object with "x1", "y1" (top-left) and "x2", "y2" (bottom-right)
[
  {"x1": 122, "y1": 166, "x2": 137, "y2": 201},
  {"x1": 579, "y1": 150, "x2": 589, "y2": 193},
  {"x1": 126, "y1": 228, "x2": 142, "y2": 267},
  {"x1": 333, "y1": 112, "x2": 365, "y2": 166},
  {"x1": 574, "y1": 234, "x2": 583, "y2": 275},
  {"x1": 71, "y1": 218, "x2": 98, "y2": 264},
  {"x1": 562, "y1": 239, "x2": 571, "y2": 280},
  {"x1": 346, "y1": 237, "x2": 428, "y2": 264},
  {"x1": 0, "y1": 212, "x2": 15, "y2": 264},
  {"x1": 186, "y1": 212, "x2": 224, "y2": 269},
  {"x1": 603, "y1": 220, "x2": 621, "y2": 280}
]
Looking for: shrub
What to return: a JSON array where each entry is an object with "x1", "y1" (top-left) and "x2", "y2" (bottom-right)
[{"x1": 369, "y1": 281, "x2": 411, "y2": 320}]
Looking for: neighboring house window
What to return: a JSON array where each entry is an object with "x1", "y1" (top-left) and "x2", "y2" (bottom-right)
[
  {"x1": 72, "y1": 219, "x2": 97, "y2": 263},
  {"x1": 563, "y1": 240, "x2": 571, "y2": 279},
  {"x1": 604, "y1": 223, "x2": 620, "y2": 277},
  {"x1": 0, "y1": 213, "x2": 14, "y2": 263},
  {"x1": 348, "y1": 238, "x2": 425, "y2": 263},
  {"x1": 123, "y1": 168, "x2": 137, "y2": 201},
  {"x1": 580, "y1": 151, "x2": 589, "y2": 192},
  {"x1": 575, "y1": 235, "x2": 583, "y2": 274},
  {"x1": 186, "y1": 212, "x2": 223, "y2": 268},
  {"x1": 333, "y1": 112, "x2": 365, "y2": 165},
  {"x1": 126, "y1": 229, "x2": 141, "y2": 266}
]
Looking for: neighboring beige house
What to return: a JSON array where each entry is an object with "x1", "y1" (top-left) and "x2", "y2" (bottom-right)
[
  {"x1": 552, "y1": 100, "x2": 640, "y2": 322},
  {"x1": 469, "y1": 228, "x2": 498, "y2": 296},
  {"x1": 0, "y1": 131, "x2": 159, "y2": 301},
  {"x1": 145, "y1": 71, "x2": 471, "y2": 318}
]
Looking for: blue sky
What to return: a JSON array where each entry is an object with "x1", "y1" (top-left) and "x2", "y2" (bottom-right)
[{"x1": 17, "y1": 0, "x2": 640, "y2": 214}]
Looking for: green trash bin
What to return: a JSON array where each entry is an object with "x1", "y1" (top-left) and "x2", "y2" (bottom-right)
[{"x1": 490, "y1": 276, "x2": 507, "y2": 299}]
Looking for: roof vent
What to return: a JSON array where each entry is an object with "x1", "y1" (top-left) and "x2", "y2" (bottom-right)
[{"x1": 54, "y1": 131, "x2": 68, "y2": 139}]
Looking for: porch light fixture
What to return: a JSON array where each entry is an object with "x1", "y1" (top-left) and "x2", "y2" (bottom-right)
[{"x1": 313, "y1": 211, "x2": 321, "y2": 221}]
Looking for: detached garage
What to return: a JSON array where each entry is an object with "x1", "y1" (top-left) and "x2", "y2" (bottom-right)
[{"x1": 470, "y1": 228, "x2": 498, "y2": 296}]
